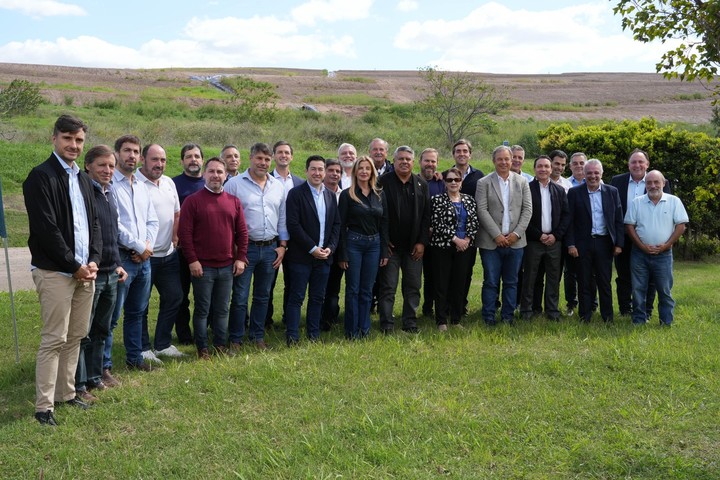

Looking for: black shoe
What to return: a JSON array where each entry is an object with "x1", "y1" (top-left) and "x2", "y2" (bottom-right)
[
  {"x1": 402, "y1": 326, "x2": 420, "y2": 334},
  {"x1": 55, "y1": 396, "x2": 89, "y2": 410},
  {"x1": 35, "y1": 410, "x2": 57, "y2": 426},
  {"x1": 178, "y1": 339, "x2": 194, "y2": 346},
  {"x1": 286, "y1": 337, "x2": 299, "y2": 348},
  {"x1": 381, "y1": 328, "x2": 393, "y2": 335},
  {"x1": 126, "y1": 361, "x2": 154, "y2": 372}
]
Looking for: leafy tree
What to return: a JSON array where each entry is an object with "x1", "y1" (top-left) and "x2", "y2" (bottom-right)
[
  {"x1": 613, "y1": 0, "x2": 720, "y2": 99},
  {"x1": 220, "y1": 76, "x2": 280, "y2": 123},
  {"x1": 538, "y1": 117, "x2": 720, "y2": 257},
  {"x1": 417, "y1": 67, "x2": 507, "y2": 148},
  {"x1": 0, "y1": 79, "x2": 43, "y2": 117}
]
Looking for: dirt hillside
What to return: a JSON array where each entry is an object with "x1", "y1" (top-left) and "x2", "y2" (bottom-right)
[{"x1": 0, "y1": 63, "x2": 714, "y2": 123}]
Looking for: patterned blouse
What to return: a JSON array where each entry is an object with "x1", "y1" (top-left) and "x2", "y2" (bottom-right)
[{"x1": 430, "y1": 193, "x2": 480, "y2": 249}]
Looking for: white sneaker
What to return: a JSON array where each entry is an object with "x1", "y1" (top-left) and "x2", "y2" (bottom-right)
[
  {"x1": 155, "y1": 345, "x2": 185, "y2": 358},
  {"x1": 142, "y1": 350, "x2": 164, "y2": 364}
]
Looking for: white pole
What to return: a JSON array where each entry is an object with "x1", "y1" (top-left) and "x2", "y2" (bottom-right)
[{"x1": 3, "y1": 237, "x2": 20, "y2": 363}]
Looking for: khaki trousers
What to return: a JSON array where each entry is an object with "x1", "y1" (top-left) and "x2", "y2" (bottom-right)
[{"x1": 32, "y1": 269, "x2": 94, "y2": 412}]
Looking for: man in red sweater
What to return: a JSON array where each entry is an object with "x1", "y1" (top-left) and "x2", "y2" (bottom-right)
[{"x1": 178, "y1": 157, "x2": 249, "y2": 359}]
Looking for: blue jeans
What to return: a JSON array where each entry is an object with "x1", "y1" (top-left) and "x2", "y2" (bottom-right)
[
  {"x1": 105, "y1": 252, "x2": 152, "y2": 368},
  {"x1": 480, "y1": 247, "x2": 524, "y2": 324},
  {"x1": 344, "y1": 231, "x2": 381, "y2": 338},
  {"x1": 76, "y1": 271, "x2": 118, "y2": 388},
  {"x1": 191, "y1": 265, "x2": 233, "y2": 349},
  {"x1": 142, "y1": 251, "x2": 183, "y2": 351},
  {"x1": 285, "y1": 260, "x2": 331, "y2": 342},
  {"x1": 229, "y1": 243, "x2": 278, "y2": 343},
  {"x1": 631, "y1": 250, "x2": 675, "y2": 325}
]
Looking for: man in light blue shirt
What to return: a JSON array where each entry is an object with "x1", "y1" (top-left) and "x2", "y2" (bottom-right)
[
  {"x1": 107, "y1": 135, "x2": 159, "y2": 372},
  {"x1": 225, "y1": 142, "x2": 289, "y2": 349},
  {"x1": 624, "y1": 170, "x2": 688, "y2": 326}
]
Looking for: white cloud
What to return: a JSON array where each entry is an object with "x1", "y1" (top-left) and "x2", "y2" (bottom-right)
[
  {"x1": 393, "y1": 1, "x2": 681, "y2": 73},
  {"x1": 0, "y1": 16, "x2": 357, "y2": 68},
  {"x1": 0, "y1": 0, "x2": 86, "y2": 17},
  {"x1": 291, "y1": 0, "x2": 373, "y2": 26},
  {"x1": 396, "y1": 0, "x2": 417, "y2": 12}
]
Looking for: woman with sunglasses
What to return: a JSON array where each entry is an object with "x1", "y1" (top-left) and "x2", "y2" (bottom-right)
[
  {"x1": 429, "y1": 167, "x2": 480, "y2": 330},
  {"x1": 338, "y1": 156, "x2": 389, "y2": 339}
]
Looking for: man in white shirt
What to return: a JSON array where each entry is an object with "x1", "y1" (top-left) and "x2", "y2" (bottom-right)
[
  {"x1": 107, "y1": 135, "x2": 159, "y2": 371},
  {"x1": 137, "y1": 144, "x2": 184, "y2": 359}
]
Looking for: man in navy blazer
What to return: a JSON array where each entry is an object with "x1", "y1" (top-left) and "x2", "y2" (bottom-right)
[
  {"x1": 610, "y1": 148, "x2": 671, "y2": 318},
  {"x1": 520, "y1": 156, "x2": 570, "y2": 320},
  {"x1": 284, "y1": 155, "x2": 341, "y2": 345},
  {"x1": 566, "y1": 159, "x2": 624, "y2": 322}
]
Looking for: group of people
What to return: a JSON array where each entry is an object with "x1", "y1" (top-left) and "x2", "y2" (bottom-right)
[{"x1": 24, "y1": 114, "x2": 689, "y2": 426}]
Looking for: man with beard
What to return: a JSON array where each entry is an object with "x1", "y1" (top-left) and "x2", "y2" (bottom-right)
[
  {"x1": 338, "y1": 143, "x2": 356, "y2": 190},
  {"x1": 137, "y1": 144, "x2": 183, "y2": 359},
  {"x1": 179, "y1": 157, "x2": 248, "y2": 358},
  {"x1": 172, "y1": 144, "x2": 205, "y2": 345},
  {"x1": 624, "y1": 170, "x2": 687, "y2": 326},
  {"x1": 108, "y1": 135, "x2": 159, "y2": 371},
  {"x1": 418, "y1": 148, "x2": 445, "y2": 317}
]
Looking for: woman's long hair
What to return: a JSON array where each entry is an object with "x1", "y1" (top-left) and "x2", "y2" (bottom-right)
[{"x1": 348, "y1": 156, "x2": 383, "y2": 204}]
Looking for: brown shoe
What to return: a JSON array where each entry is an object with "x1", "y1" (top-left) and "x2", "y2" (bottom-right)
[
  {"x1": 255, "y1": 340, "x2": 269, "y2": 350},
  {"x1": 78, "y1": 389, "x2": 98, "y2": 404},
  {"x1": 230, "y1": 341, "x2": 243, "y2": 352},
  {"x1": 102, "y1": 368, "x2": 121, "y2": 387},
  {"x1": 198, "y1": 348, "x2": 211, "y2": 360}
]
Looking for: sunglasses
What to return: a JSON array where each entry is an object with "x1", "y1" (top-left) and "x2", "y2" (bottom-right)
[{"x1": 445, "y1": 177, "x2": 462, "y2": 183}]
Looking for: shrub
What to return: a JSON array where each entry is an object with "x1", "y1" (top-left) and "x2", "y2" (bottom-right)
[{"x1": 0, "y1": 79, "x2": 43, "y2": 117}]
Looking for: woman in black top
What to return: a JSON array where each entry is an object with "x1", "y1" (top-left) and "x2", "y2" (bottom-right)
[
  {"x1": 338, "y1": 156, "x2": 389, "y2": 338},
  {"x1": 429, "y1": 167, "x2": 479, "y2": 330}
]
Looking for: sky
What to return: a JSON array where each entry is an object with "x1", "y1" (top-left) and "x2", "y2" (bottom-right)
[{"x1": 0, "y1": 0, "x2": 681, "y2": 74}]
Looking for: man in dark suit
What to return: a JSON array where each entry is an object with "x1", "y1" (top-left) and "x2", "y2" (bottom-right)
[
  {"x1": 378, "y1": 146, "x2": 431, "y2": 333},
  {"x1": 284, "y1": 155, "x2": 341, "y2": 345},
  {"x1": 566, "y1": 159, "x2": 625, "y2": 322},
  {"x1": 610, "y1": 148, "x2": 670, "y2": 318},
  {"x1": 520, "y1": 156, "x2": 570, "y2": 320}
]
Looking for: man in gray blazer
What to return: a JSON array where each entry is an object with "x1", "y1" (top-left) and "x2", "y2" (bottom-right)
[{"x1": 476, "y1": 145, "x2": 532, "y2": 325}]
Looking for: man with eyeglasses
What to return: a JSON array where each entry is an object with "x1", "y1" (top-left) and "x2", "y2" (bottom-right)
[{"x1": 377, "y1": 146, "x2": 431, "y2": 334}]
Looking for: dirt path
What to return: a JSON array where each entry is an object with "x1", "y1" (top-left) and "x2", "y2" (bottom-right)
[{"x1": 0, "y1": 246, "x2": 34, "y2": 292}]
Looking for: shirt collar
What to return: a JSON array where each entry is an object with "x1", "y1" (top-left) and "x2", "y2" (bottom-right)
[{"x1": 53, "y1": 152, "x2": 79, "y2": 174}]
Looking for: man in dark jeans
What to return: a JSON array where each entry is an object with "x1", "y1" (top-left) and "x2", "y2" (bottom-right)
[{"x1": 75, "y1": 145, "x2": 127, "y2": 399}]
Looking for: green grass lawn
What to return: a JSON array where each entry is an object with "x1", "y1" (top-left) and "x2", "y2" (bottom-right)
[{"x1": 0, "y1": 261, "x2": 717, "y2": 478}]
